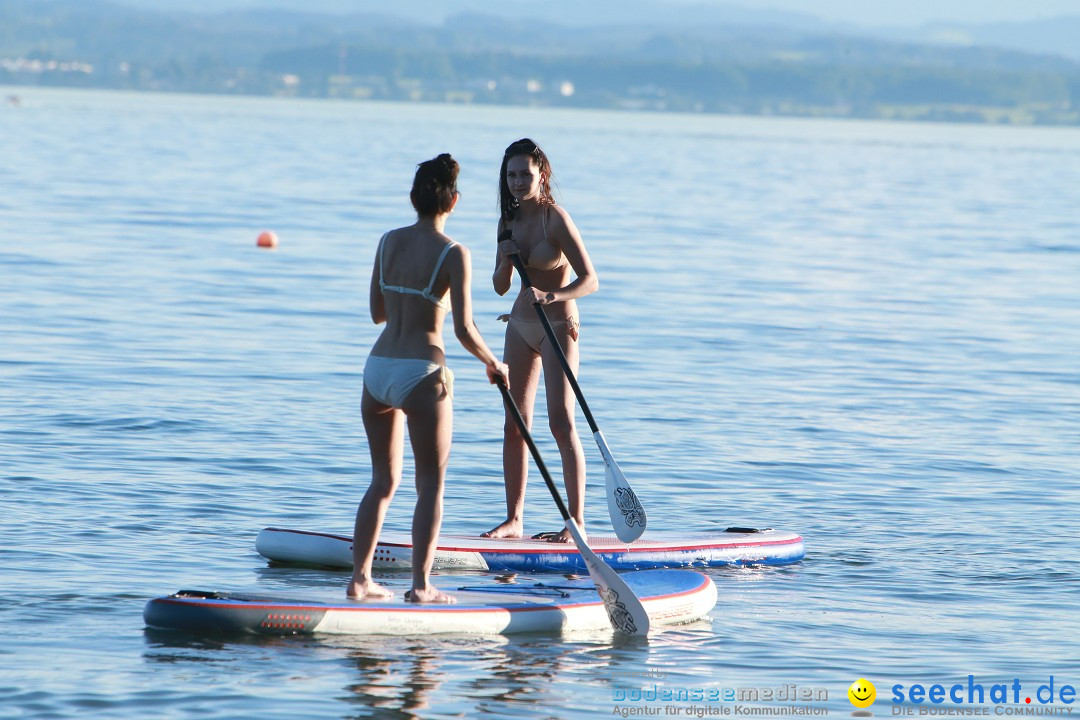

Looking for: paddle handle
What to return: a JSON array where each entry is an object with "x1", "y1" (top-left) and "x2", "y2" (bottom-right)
[
  {"x1": 505, "y1": 251, "x2": 600, "y2": 434},
  {"x1": 496, "y1": 378, "x2": 571, "y2": 521}
]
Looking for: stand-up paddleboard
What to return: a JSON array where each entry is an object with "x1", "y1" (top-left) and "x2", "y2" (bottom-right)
[
  {"x1": 144, "y1": 570, "x2": 717, "y2": 636},
  {"x1": 256, "y1": 526, "x2": 804, "y2": 572}
]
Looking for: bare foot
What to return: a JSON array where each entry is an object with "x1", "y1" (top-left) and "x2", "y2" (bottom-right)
[
  {"x1": 537, "y1": 528, "x2": 573, "y2": 544},
  {"x1": 405, "y1": 587, "x2": 456, "y2": 604},
  {"x1": 481, "y1": 519, "x2": 523, "y2": 539},
  {"x1": 346, "y1": 576, "x2": 394, "y2": 601},
  {"x1": 553, "y1": 527, "x2": 576, "y2": 543}
]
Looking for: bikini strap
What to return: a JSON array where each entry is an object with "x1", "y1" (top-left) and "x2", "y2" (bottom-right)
[
  {"x1": 422, "y1": 242, "x2": 457, "y2": 304},
  {"x1": 377, "y1": 232, "x2": 390, "y2": 290}
]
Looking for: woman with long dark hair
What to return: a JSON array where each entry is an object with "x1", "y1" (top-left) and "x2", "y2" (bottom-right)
[{"x1": 485, "y1": 138, "x2": 599, "y2": 544}]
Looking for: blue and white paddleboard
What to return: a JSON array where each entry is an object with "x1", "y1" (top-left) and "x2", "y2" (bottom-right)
[
  {"x1": 255, "y1": 526, "x2": 804, "y2": 572},
  {"x1": 144, "y1": 570, "x2": 717, "y2": 636}
]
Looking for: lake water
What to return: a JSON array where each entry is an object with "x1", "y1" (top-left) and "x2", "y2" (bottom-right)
[{"x1": 2, "y1": 87, "x2": 1078, "y2": 719}]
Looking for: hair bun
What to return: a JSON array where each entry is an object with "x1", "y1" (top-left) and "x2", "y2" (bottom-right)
[
  {"x1": 411, "y1": 154, "x2": 460, "y2": 216},
  {"x1": 433, "y1": 153, "x2": 457, "y2": 180}
]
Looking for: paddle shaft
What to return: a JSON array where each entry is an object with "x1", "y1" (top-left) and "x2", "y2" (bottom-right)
[
  {"x1": 495, "y1": 377, "x2": 651, "y2": 636},
  {"x1": 506, "y1": 251, "x2": 601, "y2": 434},
  {"x1": 496, "y1": 379, "x2": 572, "y2": 521}
]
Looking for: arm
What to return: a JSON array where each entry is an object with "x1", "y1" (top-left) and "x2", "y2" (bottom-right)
[
  {"x1": 492, "y1": 218, "x2": 515, "y2": 296},
  {"x1": 369, "y1": 246, "x2": 386, "y2": 324},
  {"x1": 533, "y1": 207, "x2": 599, "y2": 305},
  {"x1": 449, "y1": 245, "x2": 509, "y2": 382}
]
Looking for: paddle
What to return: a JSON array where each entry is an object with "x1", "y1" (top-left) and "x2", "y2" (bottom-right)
[
  {"x1": 495, "y1": 378, "x2": 650, "y2": 637},
  {"x1": 499, "y1": 229, "x2": 647, "y2": 543}
]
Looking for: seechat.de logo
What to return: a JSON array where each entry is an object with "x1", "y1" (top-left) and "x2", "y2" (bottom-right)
[{"x1": 849, "y1": 678, "x2": 877, "y2": 716}]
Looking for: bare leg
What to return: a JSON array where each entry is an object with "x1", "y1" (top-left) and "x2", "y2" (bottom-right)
[
  {"x1": 482, "y1": 323, "x2": 541, "y2": 539},
  {"x1": 541, "y1": 323, "x2": 585, "y2": 544},
  {"x1": 347, "y1": 388, "x2": 400, "y2": 600},
  {"x1": 402, "y1": 370, "x2": 456, "y2": 603}
]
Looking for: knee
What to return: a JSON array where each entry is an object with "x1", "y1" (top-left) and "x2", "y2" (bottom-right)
[
  {"x1": 414, "y1": 480, "x2": 444, "y2": 504},
  {"x1": 548, "y1": 416, "x2": 577, "y2": 445},
  {"x1": 503, "y1": 415, "x2": 529, "y2": 439},
  {"x1": 366, "y1": 473, "x2": 397, "y2": 499}
]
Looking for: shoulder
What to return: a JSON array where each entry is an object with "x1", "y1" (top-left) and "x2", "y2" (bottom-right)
[
  {"x1": 441, "y1": 242, "x2": 474, "y2": 284},
  {"x1": 546, "y1": 204, "x2": 581, "y2": 239},
  {"x1": 444, "y1": 239, "x2": 471, "y2": 267},
  {"x1": 548, "y1": 203, "x2": 572, "y2": 222},
  {"x1": 381, "y1": 226, "x2": 411, "y2": 245}
]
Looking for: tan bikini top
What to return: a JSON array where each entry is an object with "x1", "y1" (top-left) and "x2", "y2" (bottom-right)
[{"x1": 516, "y1": 206, "x2": 566, "y2": 272}]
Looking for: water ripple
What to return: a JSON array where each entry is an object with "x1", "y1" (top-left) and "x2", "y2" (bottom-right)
[{"x1": 2, "y1": 89, "x2": 1078, "y2": 720}]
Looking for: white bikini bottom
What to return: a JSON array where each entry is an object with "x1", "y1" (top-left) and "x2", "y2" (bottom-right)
[{"x1": 363, "y1": 356, "x2": 454, "y2": 409}]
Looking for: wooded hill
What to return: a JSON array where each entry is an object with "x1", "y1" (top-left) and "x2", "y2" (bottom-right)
[{"x1": 3, "y1": 0, "x2": 1078, "y2": 125}]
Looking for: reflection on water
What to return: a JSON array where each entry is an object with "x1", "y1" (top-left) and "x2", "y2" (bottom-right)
[
  {"x1": 341, "y1": 643, "x2": 444, "y2": 719},
  {"x1": 142, "y1": 627, "x2": 654, "y2": 719},
  {"x1": 332, "y1": 633, "x2": 655, "y2": 719}
]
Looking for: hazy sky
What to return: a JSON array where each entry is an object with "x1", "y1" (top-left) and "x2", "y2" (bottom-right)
[{"x1": 728, "y1": 0, "x2": 1080, "y2": 26}]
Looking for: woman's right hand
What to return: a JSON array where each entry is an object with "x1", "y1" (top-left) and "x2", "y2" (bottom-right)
[
  {"x1": 497, "y1": 237, "x2": 520, "y2": 257},
  {"x1": 486, "y1": 360, "x2": 510, "y2": 386}
]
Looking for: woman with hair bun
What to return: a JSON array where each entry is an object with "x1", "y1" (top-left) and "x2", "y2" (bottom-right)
[
  {"x1": 485, "y1": 138, "x2": 599, "y2": 544},
  {"x1": 348, "y1": 153, "x2": 509, "y2": 603}
]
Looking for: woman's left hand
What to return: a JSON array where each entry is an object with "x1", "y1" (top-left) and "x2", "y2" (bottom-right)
[{"x1": 526, "y1": 286, "x2": 556, "y2": 305}]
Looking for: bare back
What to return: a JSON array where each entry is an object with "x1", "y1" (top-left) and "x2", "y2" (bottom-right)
[{"x1": 370, "y1": 225, "x2": 458, "y2": 362}]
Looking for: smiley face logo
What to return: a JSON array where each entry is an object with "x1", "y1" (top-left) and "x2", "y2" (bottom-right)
[{"x1": 848, "y1": 678, "x2": 876, "y2": 709}]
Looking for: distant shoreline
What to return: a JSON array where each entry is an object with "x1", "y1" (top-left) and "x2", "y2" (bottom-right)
[
  {"x1": 4, "y1": 83, "x2": 1078, "y2": 129},
  {"x1": 5, "y1": 2, "x2": 1078, "y2": 128}
]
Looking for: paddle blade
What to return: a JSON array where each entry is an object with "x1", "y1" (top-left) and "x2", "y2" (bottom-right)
[
  {"x1": 594, "y1": 431, "x2": 647, "y2": 543},
  {"x1": 564, "y1": 518, "x2": 650, "y2": 637}
]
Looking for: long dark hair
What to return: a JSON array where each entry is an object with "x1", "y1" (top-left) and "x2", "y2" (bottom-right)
[
  {"x1": 499, "y1": 138, "x2": 555, "y2": 222},
  {"x1": 411, "y1": 153, "x2": 459, "y2": 217}
]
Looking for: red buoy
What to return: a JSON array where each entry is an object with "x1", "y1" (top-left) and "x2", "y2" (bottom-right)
[{"x1": 256, "y1": 231, "x2": 279, "y2": 249}]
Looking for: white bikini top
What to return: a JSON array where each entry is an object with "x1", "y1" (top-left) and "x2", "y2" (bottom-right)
[{"x1": 378, "y1": 232, "x2": 457, "y2": 310}]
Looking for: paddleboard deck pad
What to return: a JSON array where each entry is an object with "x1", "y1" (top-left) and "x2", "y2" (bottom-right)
[
  {"x1": 144, "y1": 570, "x2": 717, "y2": 636},
  {"x1": 256, "y1": 526, "x2": 804, "y2": 572}
]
